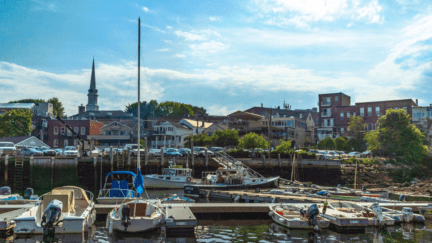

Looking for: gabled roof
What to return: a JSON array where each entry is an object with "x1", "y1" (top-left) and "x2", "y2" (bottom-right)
[
  {"x1": 228, "y1": 111, "x2": 264, "y2": 120},
  {"x1": 69, "y1": 110, "x2": 134, "y2": 119},
  {"x1": 157, "y1": 121, "x2": 191, "y2": 130},
  {"x1": 101, "y1": 121, "x2": 133, "y2": 130},
  {"x1": 0, "y1": 136, "x2": 49, "y2": 147},
  {"x1": 180, "y1": 119, "x2": 213, "y2": 129}
]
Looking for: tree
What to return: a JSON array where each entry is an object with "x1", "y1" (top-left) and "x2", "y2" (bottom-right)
[
  {"x1": 334, "y1": 137, "x2": 347, "y2": 151},
  {"x1": 273, "y1": 139, "x2": 293, "y2": 154},
  {"x1": 376, "y1": 109, "x2": 428, "y2": 162},
  {"x1": 184, "y1": 133, "x2": 213, "y2": 147},
  {"x1": 212, "y1": 130, "x2": 239, "y2": 147},
  {"x1": 238, "y1": 133, "x2": 269, "y2": 150},
  {"x1": 345, "y1": 138, "x2": 362, "y2": 152},
  {"x1": 348, "y1": 116, "x2": 366, "y2": 142},
  {"x1": 0, "y1": 109, "x2": 33, "y2": 137},
  {"x1": 125, "y1": 100, "x2": 158, "y2": 124},
  {"x1": 47, "y1": 97, "x2": 66, "y2": 117},
  {"x1": 9, "y1": 99, "x2": 45, "y2": 104},
  {"x1": 140, "y1": 139, "x2": 145, "y2": 147},
  {"x1": 153, "y1": 101, "x2": 206, "y2": 117},
  {"x1": 317, "y1": 137, "x2": 335, "y2": 150},
  {"x1": 365, "y1": 130, "x2": 380, "y2": 153}
]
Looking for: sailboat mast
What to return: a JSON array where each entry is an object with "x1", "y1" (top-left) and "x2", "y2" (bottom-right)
[{"x1": 137, "y1": 17, "x2": 141, "y2": 172}]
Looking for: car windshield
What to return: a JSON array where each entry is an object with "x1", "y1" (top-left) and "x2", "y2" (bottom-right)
[
  {"x1": 0, "y1": 143, "x2": 14, "y2": 147},
  {"x1": 65, "y1": 147, "x2": 77, "y2": 151}
]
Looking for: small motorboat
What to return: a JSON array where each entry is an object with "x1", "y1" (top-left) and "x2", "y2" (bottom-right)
[
  {"x1": 97, "y1": 171, "x2": 140, "y2": 204},
  {"x1": 377, "y1": 206, "x2": 425, "y2": 223},
  {"x1": 268, "y1": 204, "x2": 330, "y2": 230},
  {"x1": 161, "y1": 194, "x2": 195, "y2": 204},
  {"x1": 328, "y1": 202, "x2": 395, "y2": 226},
  {"x1": 144, "y1": 162, "x2": 196, "y2": 189},
  {"x1": 0, "y1": 187, "x2": 39, "y2": 204},
  {"x1": 14, "y1": 186, "x2": 96, "y2": 234},
  {"x1": 418, "y1": 203, "x2": 432, "y2": 219},
  {"x1": 106, "y1": 199, "x2": 165, "y2": 234}
]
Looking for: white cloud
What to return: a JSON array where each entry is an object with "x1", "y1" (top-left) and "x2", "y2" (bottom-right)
[
  {"x1": 174, "y1": 30, "x2": 207, "y2": 41},
  {"x1": 30, "y1": 0, "x2": 56, "y2": 12},
  {"x1": 142, "y1": 24, "x2": 166, "y2": 34},
  {"x1": 207, "y1": 105, "x2": 238, "y2": 116},
  {"x1": 209, "y1": 16, "x2": 221, "y2": 21},
  {"x1": 142, "y1": 6, "x2": 149, "y2": 12},
  {"x1": 189, "y1": 41, "x2": 230, "y2": 55},
  {"x1": 156, "y1": 48, "x2": 170, "y2": 52},
  {"x1": 166, "y1": 26, "x2": 173, "y2": 30},
  {"x1": 174, "y1": 54, "x2": 186, "y2": 58},
  {"x1": 164, "y1": 40, "x2": 172, "y2": 43},
  {"x1": 252, "y1": 0, "x2": 384, "y2": 28}
]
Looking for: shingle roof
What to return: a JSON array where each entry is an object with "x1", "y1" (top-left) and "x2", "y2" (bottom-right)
[
  {"x1": 69, "y1": 110, "x2": 134, "y2": 119},
  {"x1": 181, "y1": 119, "x2": 213, "y2": 129},
  {"x1": 0, "y1": 136, "x2": 31, "y2": 144}
]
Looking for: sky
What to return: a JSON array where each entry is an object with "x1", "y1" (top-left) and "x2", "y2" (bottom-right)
[{"x1": 1, "y1": 0, "x2": 432, "y2": 116}]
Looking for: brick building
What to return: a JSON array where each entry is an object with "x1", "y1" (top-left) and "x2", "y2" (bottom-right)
[
  {"x1": 45, "y1": 119, "x2": 104, "y2": 148},
  {"x1": 317, "y1": 92, "x2": 418, "y2": 141}
]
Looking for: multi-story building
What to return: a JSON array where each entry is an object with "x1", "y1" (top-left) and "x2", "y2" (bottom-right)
[
  {"x1": 245, "y1": 103, "x2": 317, "y2": 120},
  {"x1": 0, "y1": 102, "x2": 53, "y2": 117},
  {"x1": 87, "y1": 121, "x2": 133, "y2": 147},
  {"x1": 45, "y1": 119, "x2": 104, "y2": 148},
  {"x1": 151, "y1": 121, "x2": 193, "y2": 148},
  {"x1": 412, "y1": 105, "x2": 432, "y2": 144},
  {"x1": 317, "y1": 92, "x2": 418, "y2": 141}
]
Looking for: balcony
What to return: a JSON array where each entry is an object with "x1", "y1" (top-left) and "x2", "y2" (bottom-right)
[
  {"x1": 87, "y1": 135, "x2": 130, "y2": 140},
  {"x1": 321, "y1": 112, "x2": 331, "y2": 117},
  {"x1": 321, "y1": 123, "x2": 334, "y2": 128},
  {"x1": 321, "y1": 101, "x2": 331, "y2": 106}
]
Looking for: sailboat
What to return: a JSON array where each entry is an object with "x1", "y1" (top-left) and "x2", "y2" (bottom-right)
[{"x1": 106, "y1": 17, "x2": 165, "y2": 234}]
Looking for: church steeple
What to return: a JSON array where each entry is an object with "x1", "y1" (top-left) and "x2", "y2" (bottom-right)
[{"x1": 86, "y1": 58, "x2": 99, "y2": 112}]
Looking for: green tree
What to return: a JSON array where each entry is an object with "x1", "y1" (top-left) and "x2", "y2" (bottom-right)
[
  {"x1": 273, "y1": 139, "x2": 293, "y2": 154},
  {"x1": 47, "y1": 97, "x2": 66, "y2": 117},
  {"x1": 334, "y1": 137, "x2": 347, "y2": 151},
  {"x1": 153, "y1": 101, "x2": 206, "y2": 117},
  {"x1": 9, "y1": 99, "x2": 45, "y2": 104},
  {"x1": 317, "y1": 137, "x2": 335, "y2": 150},
  {"x1": 140, "y1": 139, "x2": 145, "y2": 147},
  {"x1": 0, "y1": 109, "x2": 34, "y2": 137},
  {"x1": 348, "y1": 116, "x2": 366, "y2": 142},
  {"x1": 238, "y1": 133, "x2": 269, "y2": 150},
  {"x1": 212, "y1": 130, "x2": 239, "y2": 147},
  {"x1": 376, "y1": 109, "x2": 428, "y2": 162},
  {"x1": 365, "y1": 130, "x2": 380, "y2": 153},
  {"x1": 125, "y1": 100, "x2": 158, "y2": 125},
  {"x1": 345, "y1": 138, "x2": 362, "y2": 151},
  {"x1": 184, "y1": 133, "x2": 213, "y2": 147}
]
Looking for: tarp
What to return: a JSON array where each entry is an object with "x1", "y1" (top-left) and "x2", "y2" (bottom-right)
[
  {"x1": 105, "y1": 171, "x2": 136, "y2": 178},
  {"x1": 134, "y1": 168, "x2": 144, "y2": 197}
]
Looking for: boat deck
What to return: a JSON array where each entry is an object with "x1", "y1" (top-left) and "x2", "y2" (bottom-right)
[{"x1": 0, "y1": 208, "x2": 30, "y2": 230}]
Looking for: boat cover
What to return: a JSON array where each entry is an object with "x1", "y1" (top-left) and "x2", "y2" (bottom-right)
[
  {"x1": 105, "y1": 171, "x2": 136, "y2": 178},
  {"x1": 110, "y1": 180, "x2": 134, "y2": 198}
]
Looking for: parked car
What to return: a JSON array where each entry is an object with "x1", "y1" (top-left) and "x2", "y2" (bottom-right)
[
  {"x1": 361, "y1": 150, "x2": 372, "y2": 158},
  {"x1": 163, "y1": 148, "x2": 182, "y2": 157},
  {"x1": 348, "y1": 152, "x2": 361, "y2": 158},
  {"x1": 316, "y1": 150, "x2": 327, "y2": 159},
  {"x1": 21, "y1": 148, "x2": 43, "y2": 156},
  {"x1": 64, "y1": 146, "x2": 79, "y2": 157},
  {"x1": 178, "y1": 148, "x2": 191, "y2": 157},
  {"x1": 124, "y1": 144, "x2": 145, "y2": 156},
  {"x1": 54, "y1": 149, "x2": 64, "y2": 156},
  {"x1": 148, "y1": 149, "x2": 161, "y2": 157},
  {"x1": 325, "y1": 151, "x2": 339, "y2": 159},
  {"x1": 35, "y1": 146, "x2": 57, "y2": 156},
  {"x1": 0, "y1": 142, "x2": 16, "y2": 156},
  {"x1": 209, "y1": 147, "x2": 224, "y2": 154},
  {"x1": 193, "y1": 147, "x2": 214, "y2": 157},
  {"x1": 86, "y1": 148, "x2": 100, "y2": 157}
]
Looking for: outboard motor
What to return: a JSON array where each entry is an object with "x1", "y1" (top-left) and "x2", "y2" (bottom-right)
[
  {"x1": 337, "y1": 184, "x2": 341, "y2": 188},
  {"x1": 371, "y1": 202, "x2": 384, "y2": 226},
  {"x1": 24, "y1": 188, "x2": 34, "y2": 200},
  {"x1": 399, "y1": 194, "x2": 408, "y2": 202},
  {"x1": 306, "y1": 204, "x2": 320, "y2": 231},
  {"x1": 121, "y1": 204, "x2": 132, "y2": 231},
  {"x1": 0, "y1": 186, "x2": 11, "y2": 196},
  {"x1": 401, "y1": 207, "x2": 414, "y2": 223},
  {"x1": 41, "y1": 199, "x2": 63, "y2": 236}
]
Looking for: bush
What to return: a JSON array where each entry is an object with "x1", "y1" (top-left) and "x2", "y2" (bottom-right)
[
  {"x1": 341, "y1": 157, "x2": 379, "y2": 165},
  {"x1": 317, "y1": 137, "x2": 335, "y2": 150},
  {"x1": 226, "y1": 148, "x2": 250, "y2": 158},
  {"x1": 295, "y1": 150, "x2": 317, "y2": 159}
]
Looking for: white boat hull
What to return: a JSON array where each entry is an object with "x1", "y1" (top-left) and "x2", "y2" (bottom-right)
[
  {"x1": 270, "y1": 213, "x2": 330, "y2": 229},
  {"x1": 109, "y1": 216, "x2": 164, "y2": 233},
  {"x1": 144, "y1": 176, "x2": 195, "y2": 189},
  {"x1": 97, "y1": 197, "x2": 140, "y2": 205}
]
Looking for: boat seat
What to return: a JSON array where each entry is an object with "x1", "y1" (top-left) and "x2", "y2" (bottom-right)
[
  {"x1": 110, "y1": 180, "x2": 133, "y2": 198},
  {"x1": 129, "y1": 203, "x2": 147, "y2": 217},
  {"x1": 42, "y1": 194, "x2": 74, "y2": 213}
]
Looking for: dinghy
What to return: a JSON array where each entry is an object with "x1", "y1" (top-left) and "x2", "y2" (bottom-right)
[
  {"x1": 14, "y1": 186, "x2": 96, "y2": 234},
  {"x1": 268, "y1": 204, "x2": 330, "y2": 230},
  {"x1": 161, "y1": 194, "x2": 195, "y2": 204},
  {"x1": 328, "y1": 201, "x2": 395, "y2": 226}
]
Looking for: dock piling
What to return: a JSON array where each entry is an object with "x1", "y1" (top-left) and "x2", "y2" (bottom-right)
[{"x1": 4, "y1": 155, "x2": 8, "y2": 186}]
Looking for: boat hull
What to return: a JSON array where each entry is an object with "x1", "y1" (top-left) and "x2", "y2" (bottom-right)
[
  {"x1": 418, "y1": 207, "x2": 432, "y2": 219},
  {"x1": 109, "y1": 216, "x2": 164, "y2": 233},
  {"x1": 270, "y1": 213, "x2": 330, "y2": 229},
  {"x1": 97, "y1": 197, "x2": 139, "y2": 205},
  {"x1": 144, "y1": 176, "x2": 196, "y2": 189}
]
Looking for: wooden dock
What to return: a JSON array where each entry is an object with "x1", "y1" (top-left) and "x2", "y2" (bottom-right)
[{"x1": 165, "y1": 205, "x2": 197, "y2": 231}]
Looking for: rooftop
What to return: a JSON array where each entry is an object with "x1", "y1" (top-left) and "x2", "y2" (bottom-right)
[
  {"x1": 228, "y1": 111, "x2": 264, "y2": 120},
  {"x1": 0, "y1": 103, "x2": 35, "y2": 109},
  {"x1": 318, "y1": 92, "x2": 350, "y2": 97}
]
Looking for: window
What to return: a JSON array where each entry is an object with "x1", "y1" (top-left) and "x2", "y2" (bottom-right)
[
  {"x1": 347, "y1": 112, "x2": 350, "y2": 118},
  {"x1": 74, "y1": 127, "x2": 78, "y2": 134},
  {"x1": 395, "y1": 107, "x2": 398, "y2": 110},
  {"x1": 105, "y1": 131, "x2": 111, "y2": 135},
  {"x1": 360, "y1": 108, "x2": 364, "y2": 116},
  {"x1": 64, "y1": 140, "x2": 68, "y2": 147},
  {"x1": 367, "y1": 107, "x2": 372, "y2": 116},
  {"x1": 61, "y1": 127, "x2": 65, "y2": 135},
  {"x1": 340, "y1": 112, "x2": 344, "y2": 118},
  {"x1": 341, "y1": 127, "x2": 344, "y2": 134},
  {"x1": 335, "y1": 96, "x2": 338, "y2": 101},
  {"x1": 353, "y1": 112, "x2": 356, "y2": 116},
  {"x1": 368, "y1": 123, "x2": 374, "y2": 131},
  {"x1": 81, "y1": 127, "x2": 85, "y2": 135},
  {"x1": 67, "y1": 129, "x2": 72, "y2": 136},
  {"x1": 54, "y1": 139, "x2": 58, "y2": 147},
  {"x1": 74, "y1": 140, "x2": 78, "y2": 146},
  {"x1": 376, "y1": 107, "x2": 380, "y2": 117},
  {"x1": 403, "y1": 107, "x2": 407, "y2": 111},
  {"x1": 54, "y1": 127, "x2": 58, "y2": 135},
  {"x1": 428, "y1": 111, "x2": 432, "y2": 117}
]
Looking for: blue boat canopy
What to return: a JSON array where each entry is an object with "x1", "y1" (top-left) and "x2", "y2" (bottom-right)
[{"x1": 105, "y1": 171, "x2": 136, "y2": 178}]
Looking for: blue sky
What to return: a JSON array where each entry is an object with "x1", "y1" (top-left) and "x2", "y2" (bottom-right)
[{"x1": 1, "y1": 0, "x2": 432, "y2": 116}]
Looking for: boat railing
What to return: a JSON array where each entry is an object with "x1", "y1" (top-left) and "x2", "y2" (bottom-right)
[
  {"x1": 215, "y1": 151, "x2": 265, "y2": 179},
  {"x1": 98, "y1": 189, "x2": 136, "y2": 198},
  {"x1": 85, "y1": 190, "x2": 94, "y2": 202}
]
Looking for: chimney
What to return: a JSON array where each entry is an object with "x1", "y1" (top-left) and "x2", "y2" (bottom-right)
[
  {"x1": 416, "y1": 99, "x2": 418, "y2": 106},
  {"x1": 79, "y1": 104, "x2": 85, "y2": 114}
]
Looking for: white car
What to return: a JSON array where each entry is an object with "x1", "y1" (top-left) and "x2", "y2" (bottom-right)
[
  {"x1": 348, "y1": 152, "x2": 361, "y2": 158},
  {"x1": 148, "y1": 149, "x2": 161, "y2": 157},
  {"x1": 64, "y1": 146, "x2": 79, "y2": 157},
  {"x1": 124, "y1": 144, "x2": 145, "y2": 156},
  {"x1": 325, "y1": 151, "x2": 339, "y2": 159},
  {"x1": 0, "y1": 142, "x2": 16, "y2": 155}
]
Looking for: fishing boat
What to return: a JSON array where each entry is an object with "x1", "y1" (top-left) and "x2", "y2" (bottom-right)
[
  {"x1": 144, "y1": 162, "x2": 195, "y2": 189},
  {"x1": 327, "y1": 201, "x2": 395, "y2": 226},
  {"x1": 184, "y1": 153, "x2": 279, "y2": 197},
  {"x1": 97, "y1": 171, "x2": 140, "y2": 204},
  {"x1": 418, "y1": 203, "x2": 432, "y2": 219},
  {"x1": 161, "y1": 194, "x2": 195, "y2": 204},
  {"x1": 268, "y1": 204, "x2": 330, "y2": 230},
  {"x1": 106, "y1": 199, "x2": 165, "y2": 234},
  {"x1": 376, "y1": 205, "x2": 425, "y2": 223},
  {"x1": 14, "y1": 186, "x2": 96, "y2": 234}
]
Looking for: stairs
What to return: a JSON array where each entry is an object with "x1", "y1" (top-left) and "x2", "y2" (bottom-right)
[
  {"x1": 213, "y1": 152, "x2": 265, "y2": 179},
  {"x1": 116, "y1": 152, "x2": 125, "y2": 171},
  {"x1": 14, "y1": 156, "x2": 24, "y2": 192}
]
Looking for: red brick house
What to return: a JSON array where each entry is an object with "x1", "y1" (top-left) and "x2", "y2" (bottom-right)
[{"x1": 45, "y1": 119, "x2": 104, "y2": 148}]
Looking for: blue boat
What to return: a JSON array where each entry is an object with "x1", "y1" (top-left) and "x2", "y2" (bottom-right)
[
  {"x1": 162, "y1": 194, "x2": 195, "y2": 204},
  {"x1": 97, "y1": 171, "x2": 141, "y2": 204}
]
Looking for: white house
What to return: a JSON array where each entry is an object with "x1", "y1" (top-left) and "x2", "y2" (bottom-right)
[{"x1": 152, "y1": 121, "x2": 192, "y2": 148}]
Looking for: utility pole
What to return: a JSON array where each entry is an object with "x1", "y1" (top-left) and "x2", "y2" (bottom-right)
[{"x1": 268, "y1": 108, "x2": 272, "y2": 158}]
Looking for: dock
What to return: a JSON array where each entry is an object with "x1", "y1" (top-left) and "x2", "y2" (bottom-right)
[{"x1": 165, "y1": 205, "x2": 197, "y2": 231}]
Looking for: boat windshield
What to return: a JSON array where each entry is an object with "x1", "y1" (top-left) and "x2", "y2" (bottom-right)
[{"x1": 163, "y1": 168, "x2": 191, "y2": 176}]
